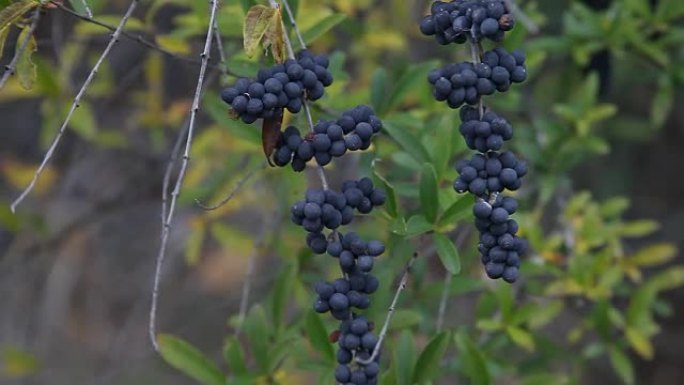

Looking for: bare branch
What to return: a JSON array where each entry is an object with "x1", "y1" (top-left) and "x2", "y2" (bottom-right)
[
  {"x1": 149, "y1": 0, "x2": 220, "y2": 352},
  {"x1": 10, "y1": 2, "x2": 138, "y2": 213},
  {"x1": 277, "y1": 0, "x2": 330, "y2": 190},
  {"x1": 0, "y1": 8, "x2": 41, "y2": 90},
  {"x1": 51, "y1": 1, "x2": 237, "y2": 76},
  {"x1": 356, "y1": 252, "x2": 419, "y2": 365}
]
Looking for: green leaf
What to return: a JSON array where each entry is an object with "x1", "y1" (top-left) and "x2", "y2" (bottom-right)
[
  {"x1": 243, "y1": 5, "x2": 276, "y2": 58},
  {"x1": 609, "y1": 346, "x2": 635, "y2": 385},
  {"x1": 244, "y1": 305, "x2": 270, "y2": 373},
  {"x1": 388, "y1": 309, "x2": 424, "y2": 330},
  {"x1": 506, "y1": 326, "x2": 535, "y2": 351},
  {"x1": 372, "y1": 163, "x2": 398, "y2": 218},
  {"x1": 419, "y1": 163, "x2": 439, "y2": 223},
  {"x1": 270, "y1": 263, "x2": 296, "y2": 333},
  {"x1": 454, "y1": 333, "x2": 490, "y2": 385},
  {"x1": 651, "y1": 74, "x2": 673, "y2": 128},
  {"x1": 16, "y1": 26, "x2": 36, "y2": 90},
  {"x1": 370, "y1": 68, "x2": 387, "y2": 114},
  {"x1": 404, "y1": 215, "x2": 433, "y2": 237},
  {"x1": 438, "y1": 195, "x2": 472, "y2": 226},
  {"x1": 158, "y1": 334, "x2": 224, "y2": 385},
  {"x1": 0, "y1": 1, "x2": 38, "y2": 36},
  {"x1": 522, "y1": 373, "x2": 570, "y2": 385},
  {"x1": 412, "y1": 331, "x2": 451, "y2": 384},
  {"x1": 432, "y1": 233, "x2": 461, "y2": 275},
  {"x1": 619, "y1": 220, "x2": 659, "y2": 237},
  {"x1": 394, "y1": 330, "x2": 416, "y2": 385},
  {"x1": 628, "y1": 244, "x2": 677, "y2": 267},
  {"x1": 0, "y1": 22, "x2": 10, "y2": 60},
  {"x1": 305, "y1": 311, "x2": 335, "y2": 362},
  {"x1": 625, "y1": 327, "x2": 654, "y2": 360},
  {"x1": 223, "y1": 336, "x2": 247, "y2": 376},
  {"x1": 386, "y1": 62, "x2": 436, "y2": 112},
  {"x1": 383, "y1": 120, "x2": 431, "y2": 163},
  {"x1": 301, "y1": 14, "x2": 346, "y2": 45}
]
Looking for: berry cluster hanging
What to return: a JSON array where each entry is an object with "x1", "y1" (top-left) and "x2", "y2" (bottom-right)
[
  {"x1": 420, "y1": 0, "x2": 529, "y2": 283},
  {"x1": 220, "y1": 48, "x2": 385, "y2": 384}
]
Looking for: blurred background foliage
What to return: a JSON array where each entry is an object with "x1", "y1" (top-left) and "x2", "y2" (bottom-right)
[{"x1": 0, "y1": 0, "x2": 683, "y2": 384}]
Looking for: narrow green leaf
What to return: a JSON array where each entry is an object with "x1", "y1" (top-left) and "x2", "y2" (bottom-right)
[
  {"x1": 454, "y1": 332, "x2": 490, "y2": 385},
  {"x1": 244, "y1": 305, "x2": 270, "y2": 373},
  {"x1": 301, "y1": 14, "x2": 346, "y2": 45},
  {"x1": 223, "y1": 336, "x2": 247, "y2": 376},
  {"x1": 620, "y1": 220, "x2": 659, "y2": 237},
  {"x1": 158, "y1": 334, "x2": 224, "y2": 385},
  {"x1": 412, "y1": 331, "x2": 451, "y2": 384},
  {"x1": 394, "y1": 330, "x2": 416, "y2": 385},
  {"x1": 383, "y1": 121, "x2": 431, "y2": 163},
  {"x1": 370, "y1": 68, "x2": 387, "y2": 114},
  {"x1": 522, "y1": 373, "x2": 569, "y2": 385},
  {"x1": 438, "y1": 195, "x2": 472, "y2": 226},
  {"x1": 609, "y1": 346, "x2": 635, "y2": 385},
  {"x1": 404, "y1": 215, "x2": 433, "y2": 237},
  {"x1": 419, "y1": 163, "x2": 439, "y2": 223},
  {"x1": 388, "y1": 310, "x2": 424, "y2": 331},
  {"x1": 651, "y1": 71, "x2": 674, "y2": 127},
  {"x1": 506, "y1": 326, "x2": 535, "y2": 351},
  {"x1": 372, "y1": 164, "x2": 398, "y2": 218},
  {"x1": 432, "y1": 233, "x2": 461, "y2": 275},
  {"x1": 386, "y1": 62, "x2": 437, "y2": 111},
  {"x1": 270, "y1": 263, "x2": 295, "y2": 333},
  {"x1": 243, "y1": 5, "x2": 276, "y2": 57},
  {"x1": 305, "y1": 311, "x2": 335, "y2": 362},
  {"x1": 0, "y1": 23, "x2": 10, "y2": 59}
]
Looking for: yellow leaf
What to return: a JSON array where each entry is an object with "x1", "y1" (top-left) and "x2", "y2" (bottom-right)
[
  {"x1": 155, "y1": 35, "x2": 191, "y2": 55},
  {"x1": 0, "y1": 1, "x2": 38, "y2": 36},
  {"x1": 243, "y1": 5, "x2": 276, "y2": 58},
  {"x1": 545, "y1": 279, "x2": 583, "y2": 296},
  {"x1": 1, "y1": 346, "x2": 39, "y2": 378},
  {"x1": 263, "y1": 8, "x2": 287, "y2": 63},
  {"x1": 16, "y1": 27, "x2": 36, "y2": 90},
  {"x1": 506, "y1": 326, "x2": 535, "y2": 351},
  {"x1": 1, "y1": 159, "x2": 56, "y2": 196},
  {"x1": 625, "y1": 328, "x2": 654, "y2": 360},
  {"x1": 628, "y1": 243, "x2": 677, "y2": 267}
]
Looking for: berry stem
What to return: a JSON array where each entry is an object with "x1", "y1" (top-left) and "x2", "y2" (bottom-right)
[
  {"x1": 274, "y1": 0, "x2": 331, "y2": 190},
  {"x1": 355, "y1": 252, "x2": 418, "y2": 365},
  {"x1": 466, "y1": 33, "x2": 485, "y2": 119},
  {"x1": 0, "y1": 7, "x2": 41, "y2": 90},
  {"x1": 149, "y1": 0, "x2": 220, "y2": 352}
]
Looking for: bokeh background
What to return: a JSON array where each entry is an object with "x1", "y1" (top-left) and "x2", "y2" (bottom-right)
[{"x1": 0, "y1": 0, "x2": 683, "y2": 384}]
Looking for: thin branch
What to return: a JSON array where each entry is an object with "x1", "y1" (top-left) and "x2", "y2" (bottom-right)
[
  {"x1": 149, "y1": 0, "x2": 220, "y2": 352},
  {"x1": 52, "y1": 1, "x2": 236, "y2": 76},
  {"x1": 195, "y1": 159, "x2": 267, "y2": 211},
  {"x1": 280, "y1": 0, "x2": 305, "y2": 49},
  {"x1": 356, "y1": 252, "x2": 419, "y2": 365},
  {"x1": 212, "y1": 21, "x2": 227, "y2": 79},
  {"x1": 10, "y1": 2, "x2": 138, "y2": 213},
  {"x1": 0, "y1": 8, "x2": 41, "y2": 90},
  {"x1": 77, "y1": 0, "x2": 94, "y2": 18},
  {"x1": 435, "y1": 229, "x2": 470, "y2": 331},
  {"x1": 277, "y1": 0, "x2": 330, "y2": 190},
  {"x1": 504, "y1": 0, "x2": 540, "y2": 35}
]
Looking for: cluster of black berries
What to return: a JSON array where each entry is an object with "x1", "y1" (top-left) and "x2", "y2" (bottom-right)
[
  {"x1": 290, "y1": 178, "x2": 385, "y2": 380},
  {"x1": 273, "y1": 105, "x2": 383, "y2": 171},
  {"x1": 459, "y1": 106, "x2": 513, "y2": 152},
  {"x1": 453, "y1": 151, "x2": 527, "y2": 196},
  {"x1": 291, "y1": 178, "x2": 386, "y2": 253},
  {"x1": 419, "y1": 0, "x2": 515, "y2": 44},
  {"x1": 473, "y1": 196, "x2": 527, "y2": 282},
  {"x1": 220, "y1": 50, "x2": 333, "y2": 123},
  {"x1": 422, "y1": 0, "x2": 531, "y2": 282},
  {"x1": 334, "y1": 316, "x2": 381, "y2": 385},
  {"x1": 428, "y1": 48, "x2": 526, "y2": 108}
]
